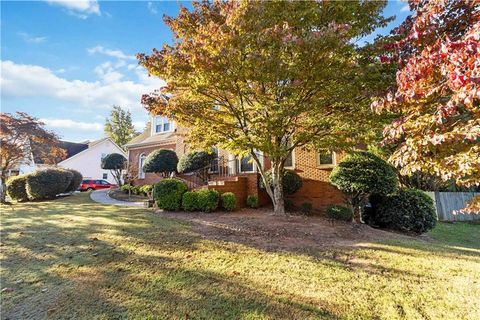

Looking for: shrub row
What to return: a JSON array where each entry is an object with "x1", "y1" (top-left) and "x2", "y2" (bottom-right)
[
  {"x1": 7, "y1": 168, "x2": 82, "y2": 201},
  {"x1": 121, "y1": 184, "x2": 153, "y2": 197}
]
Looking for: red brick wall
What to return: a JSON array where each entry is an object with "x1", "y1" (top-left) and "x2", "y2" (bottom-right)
[{"x1": 208, "y1": 177, "x2": 248, "y2": 208}]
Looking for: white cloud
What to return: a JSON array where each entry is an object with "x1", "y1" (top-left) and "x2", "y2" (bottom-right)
[
  {"x1": 133, "y1": 121, "x2": 147, "y2": 131},
  {"x1": 18, "y1": 32, "x2": 47, "y2": 44},
  {"x1": 147, "y1": 2, "x2": 158, "y2": 15},
  {"x1": 400, "y1": 4, "x2": 410, "y2": 12},
  {"x1": 87, "y1": 45, "x2": 135, "y2": 60},
  {"x1": 1, "y1": 60, "x2": 165, "y2": 112},
  {"x1": 45, "y1": 0, "x2": 100, "y2": 19},
  {"x1": 40, "y1": 118, "x2": 103, "y2": 131}
]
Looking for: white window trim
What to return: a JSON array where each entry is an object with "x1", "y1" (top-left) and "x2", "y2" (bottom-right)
[
  {"x1": 152, "y1": 115, "x2": 174, "y2": 135},
  {"x1": 317, "y1": 151, "x2": 336, "y2": 168},
  {"x1": 139, "y1": 153, "x2": 146, "y2": 179},
  {"x1": 237, "y1": 151, "x2": 263, "y2": 173}
]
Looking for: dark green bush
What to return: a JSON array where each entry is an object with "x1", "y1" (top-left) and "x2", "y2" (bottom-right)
[
  {"x1": 153, "y1": 178, "x2": 188, "y2": 211},
  {"x1": 374, "y1": 188, "x2": 437, "y2": 233},
  {"x1": 246, "y1": 195, "x2": 259, "y2": 208},
  {"x1": 325, "y1": 205, "x2": 353, "y2": 221},
  {"x1": 143, "y1": 149, "x2": 178, "y2": 176},
  {"x1": 197, "y1": 189, "x2": 219, "y2": 212},
  {"x1": 26, "y1": 168, "x2": 73, "y2": 200},
  {"x1": 101, "y1": 153, "x2": 126, "y2": 170},
  {"x1": 260, "y1": 170, "x2": 303, "y2": 195},
  {"x1": 177, "y1": 151, "x2": 214, "y2": 173},
  {"x1": 221, "y1": 192, "x2": 236, "y2": 211},
  {"x1": 65, "y1": 169, "x2": 83, "y2": 192},
  {"x1": 182, "y1": 191, "x2": 199, "y2": 211},
  {"x1": 6, "y1": 174, "x2": 29, "y2": 202},
  {"x1": 300, "y1": 202, "x2": 313, "y2": 215}
]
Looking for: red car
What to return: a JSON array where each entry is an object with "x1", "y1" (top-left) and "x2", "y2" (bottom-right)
[{"x1": 79, "y1": 179, "x2": 116, "y2": 191}]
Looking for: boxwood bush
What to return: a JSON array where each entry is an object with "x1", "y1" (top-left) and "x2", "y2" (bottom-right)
[
  {"x1": 153, "y1": 178, "x2": 188, "y2": 211},
  {"x1": 374, "y1": 188, "x2": 437, "y2": 233},
  {"x1": 260, "y1": 170, "x2": 303, "y2": 195},
  {"x1": 325, "y1": 204, "x2": 353, "y2": 221},
  {"x1": 182, "y1": 191, "x2": 199, "y2": 211},
  {"x1": 26, "y1": 168, "x2": 73, "y2": 200},
  {"x1": 143, "y1": 149, "x2": 178, "y2": 176},
  {"x1": 6, "y1": 174, "x2": 29, "y2": 202},
  {"x1": 177, "y1": 151, "x2": 214, "y2": 173},
  {"x1": 196, "y1": 189, "x2": 219, "y2": 212},
  {"x1": 139, "y1": 185, "x2": 153, "y2": 197},
  {"x1": 246, "y1": 195, "x2": 259, "y2": 208},
  {"x1": 65, "y1": 169, "x2": 83, "y2": 192},
  {"x1": 221, "y1": 192, "x2": 236, "y2": 211}
]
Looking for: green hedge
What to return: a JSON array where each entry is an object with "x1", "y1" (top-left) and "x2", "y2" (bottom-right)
[
  {"x1": 325, "y1": 205, "x2": 353, "y2": 221},
  {"x1": 196, "y1": 189, "x2": 219, "y2": 212},
  {"x1": 182, "y1": 191, "x2": 199, "y2": 211},
  {"x1": 177, "y1": 151, "x2": 214, "y2": 173},
  {"x1": 6, "y1": 174, "x2": 29, "y2": 202},
  {"x1": 374, "y1": 188, "x2": 437, "y2": 233},
  {"x1": 65, "y1": 169, "x2": 83, "y2": 192},
  {"x1": 221, "y1": 192, "x2": 236, "y2": 211},
  {"x1": 26, "y1": 168, "x2": 73, "y2": 200},
  {"x1": 153, "y1": 178, "x2": 188, "y2": 211}
]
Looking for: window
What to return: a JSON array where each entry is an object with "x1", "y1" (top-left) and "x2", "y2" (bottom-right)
[
  {"x1": 139, "y1": 154, "x2": 146, "y2": 179},
  {"x1": 317, "y1": 151, "x2": 336, "y2": 167},
  {"x1": 103, "y1": 173, "x2": 108, "y2": 179},
  {"x1": 239, "y1": 154, "x2": 254, "y2": 173},
  {"x1": 210, "y1": 147, "x2": 219, "y2": 173},
  {"x1": 154, "y1": 116, "x2": 172, "y2": 133}
]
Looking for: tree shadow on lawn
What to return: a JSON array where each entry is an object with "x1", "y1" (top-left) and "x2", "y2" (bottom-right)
[{"x1": 1, "y1": 195, "x2": 341, "y2": 319}]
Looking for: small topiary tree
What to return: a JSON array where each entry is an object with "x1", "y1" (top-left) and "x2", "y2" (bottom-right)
[
  {"x1": 182, "y1": 191, "x2": 199, "y2": 211},
  {"x1": 101, "y1": 153, "x2": 127, "y2": 186},
  {"x1": 374, "y1": 188, "x2": 437, "y2": 233},
  {"x1": 260, "y1": 170, "x2": 303, "y2": 195},
  {"x1": 6, "y1": 174, "x2": 29, "y2": 202},
  {"x1": 26, "y1": 168, "x2": 73, "y2": 200},
  {"x1": 221, "y1": 192, "x2": 236, "y2": 211},
  {"x1": 177, "y1": 151, "x2": 214, "y2": 182},
  {"x1": 153, "y1": 178, "x2": 188, "y2": 211},
  {"x1": 196, "y1": 189, "x2": 219, "y2": 212},
  {"x1": 143, "y1": 149, "x2": 178, "y2": 177},
  {"x1": 65, "y1": 169, "x2": 83, "y2": 192},
  {"x1": 330, "y1": 151, "x2": 397, "y2": 223}
]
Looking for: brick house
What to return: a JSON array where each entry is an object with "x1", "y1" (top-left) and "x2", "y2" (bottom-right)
[{"x1": 125, "y1": 114, "x2": 343, "y2": 212}]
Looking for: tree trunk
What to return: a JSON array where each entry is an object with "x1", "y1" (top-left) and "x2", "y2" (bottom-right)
[
  {"x1": 271, "y1": 163, "x2": 286, "y2": 215},
  {"x1": 0, "y1": 179, "x2": 6, "y2": 203}
]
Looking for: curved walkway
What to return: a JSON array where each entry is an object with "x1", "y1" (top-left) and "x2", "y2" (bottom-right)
[{"x1": 90, "y1": 189, "x2": 144, "y2": 207}]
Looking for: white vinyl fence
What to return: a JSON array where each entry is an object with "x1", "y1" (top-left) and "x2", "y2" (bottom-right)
[{"x1": 426, "y1": 192, "x2": 480, "y2": 222}]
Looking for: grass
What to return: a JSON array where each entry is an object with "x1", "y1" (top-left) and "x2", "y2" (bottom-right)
[{"x1": 1, "y1": 193, "x2": 479, "y2": 319}]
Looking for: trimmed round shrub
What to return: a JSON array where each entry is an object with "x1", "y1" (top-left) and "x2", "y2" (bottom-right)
[
  {"x1": 65, "y1": 169, "x2": 83, "y2": 192},
  {"x1": 139, "y1": 185, "x2": 153, "y2": 196},
  {"x1": 196, "y1": 189, "x2": 219, "y2": 212},
  {"x1": 260, "y1": 170, "x2": 303, "y2": 195},
  {"x1": 177, "y1": 151, "x2": 214, "y2": 173},
  {"x1": 143, "y1": 149, "x2": 178, "y2": 175},
  {"x1": 153, "y1": 178, "x2": 188, "y2": 211},
  {"x1": 374, "y1": 188, "x2": 437, "y2": 233},
  {"x1": 6, "y1": 174, "x2": 29, "y2": 202},
  {"x1": 26, "y1": 168, "x2": 73, "y2": 200},
  {"x1": 182, "y1": 191, "x2": 199, "y2": 211},
  {"x1": 246, "y1": 195, "x2": 259, "y2": 208},
  {"x1": 101, "y1": 153, "x2": 126, "y2": 170},
  {"x1": 325, "y1": 205, "x2": 353, "y2": 221},
  {"x1": 221, "y1": 192, "x2": 236, "y2": 211}
]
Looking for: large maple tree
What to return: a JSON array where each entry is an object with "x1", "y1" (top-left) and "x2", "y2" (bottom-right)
[
  {"x1": 139, "y1": 1, "x2": 392, "y2": 214},
  {"x1": 373, "y1": 0, "x2": 479, "y2": 211}
]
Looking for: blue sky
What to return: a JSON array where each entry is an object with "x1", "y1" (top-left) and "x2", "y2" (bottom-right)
[{"x1": 1, "y1": 0, "x2": 411, "y2": 142}]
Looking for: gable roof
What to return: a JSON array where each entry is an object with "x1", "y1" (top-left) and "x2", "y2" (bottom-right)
[
  {"x1": 32, "y1": 140, "x2": 88, "y2": 164},
  {"x1": 57, "y1": 138, "x2": 126, "y2": 165}
]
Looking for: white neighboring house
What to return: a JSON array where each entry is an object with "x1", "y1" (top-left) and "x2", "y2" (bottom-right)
[{"x1": 57, "y1": 138, "x2": 126, "y2": 184}]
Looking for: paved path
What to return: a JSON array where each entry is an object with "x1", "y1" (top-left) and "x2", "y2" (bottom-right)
[{"x1": 90, "y1": 189, "x2": 144, "y2": 207}]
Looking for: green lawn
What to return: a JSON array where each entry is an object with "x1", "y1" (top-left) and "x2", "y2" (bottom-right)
[{"x1": 1, "y1": 193, "x2": 479, "y2": 319}]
